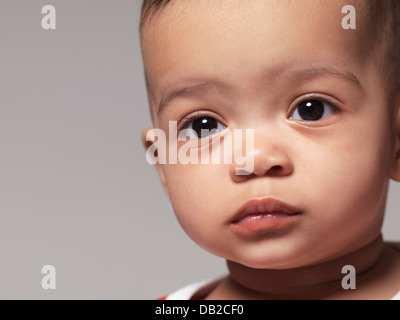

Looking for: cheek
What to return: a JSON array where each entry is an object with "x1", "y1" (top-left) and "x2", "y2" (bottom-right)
[
  {"x1": 299, "y1": 117, "x2": 392, "y2": 243},
  {"x1": 162, "y1": 163, "x2": 230, "y2": 248}
]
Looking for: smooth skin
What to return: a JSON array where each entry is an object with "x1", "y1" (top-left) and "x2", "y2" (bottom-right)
[{"x1": 141, "y1": 0, "x2": 400, "y2": 299}]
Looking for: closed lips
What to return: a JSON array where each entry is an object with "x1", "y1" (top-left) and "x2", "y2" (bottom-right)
[{"x1": 231, "y1": 198, "x2": 302, "y2": 224}]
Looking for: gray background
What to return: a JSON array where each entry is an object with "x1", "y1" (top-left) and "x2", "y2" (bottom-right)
[{"x1": 0, "y1": 0, "x2": 398, "y2": 299}]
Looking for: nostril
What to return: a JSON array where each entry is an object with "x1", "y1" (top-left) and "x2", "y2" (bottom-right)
[
  {"x1": 267, "y1": 165, "x2": 287, "y2": 176},
  {"x1": 236, "y1": 168, "x2": 253, "y2": 176}
]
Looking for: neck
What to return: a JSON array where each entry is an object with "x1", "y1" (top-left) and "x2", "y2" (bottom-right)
[{"x1": 226, "y1": 235, "x2": 384, "y2": 299}]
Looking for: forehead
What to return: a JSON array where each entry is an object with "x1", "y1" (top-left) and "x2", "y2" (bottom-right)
[{"x1": 141, "y1": 0, "x2": 369, "y2": 114}]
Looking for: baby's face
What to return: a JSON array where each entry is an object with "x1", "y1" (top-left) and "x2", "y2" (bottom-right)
[{"x1": 142, "y1": 0, "x2": 399, "y2": 268}]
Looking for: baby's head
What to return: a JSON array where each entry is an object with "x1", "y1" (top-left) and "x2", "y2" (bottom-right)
[{"x1": 140, "y1": 0, "x2": 400, "y2": 269}]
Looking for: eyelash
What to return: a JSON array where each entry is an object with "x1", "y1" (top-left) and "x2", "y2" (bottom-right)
[
  {"x1": 177, "y1": 94, "x2": 341, "y2": 131},
  {"x1": 288, "y1": 94, "x2": 340, "y2": 117},
  {"x1": 177, "y1": 110, "x2": 223, "y2": 132}
]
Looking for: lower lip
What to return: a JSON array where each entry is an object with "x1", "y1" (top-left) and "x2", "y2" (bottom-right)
[{"x1": 231, "y1": 212, "x2": 301, "y2": 235}]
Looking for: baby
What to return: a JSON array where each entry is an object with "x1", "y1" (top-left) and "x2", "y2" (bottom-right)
[{"x1": 140, "y1": 0, "x2": 400, "y2": 299}]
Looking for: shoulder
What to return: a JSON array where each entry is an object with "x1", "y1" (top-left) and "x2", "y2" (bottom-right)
[{"x1": 159, "y1": 276, "x2": 226, "y2": 300}]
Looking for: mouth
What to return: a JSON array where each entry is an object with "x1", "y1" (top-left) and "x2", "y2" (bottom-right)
[{"x1": 230, "y1": 198, "x2": 302, "y2": 235}]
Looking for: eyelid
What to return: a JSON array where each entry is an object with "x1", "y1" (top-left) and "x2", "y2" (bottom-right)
[
  {"x1": 287, "y1": 93, "x2": 340, "y2": 118},
  {"x1": 177, "y1": 110, "x2": 226, "y2": 132}
]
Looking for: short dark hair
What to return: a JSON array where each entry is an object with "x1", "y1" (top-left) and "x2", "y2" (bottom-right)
[
  {"x1": 365, "y1": 0, "x2": 400, "y2": 103},
  {"x1": 140, "y1": 0, "x2": 400, "y2": 102},
  {"x1": 140, "y1": 0, "x2": 172, "y2": 33}
]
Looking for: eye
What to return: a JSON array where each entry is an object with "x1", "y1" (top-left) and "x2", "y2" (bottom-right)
[
  {"x1": 289, "y1": 99, "x2": 336, "y2": 121},
  {"x1": 182, "y1": 116, "x2": 227, "y2": 138}
]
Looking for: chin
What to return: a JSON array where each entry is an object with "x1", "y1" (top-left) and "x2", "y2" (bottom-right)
[{"x1": 225, "y1": 244, "x2": 319, "y2": 270}]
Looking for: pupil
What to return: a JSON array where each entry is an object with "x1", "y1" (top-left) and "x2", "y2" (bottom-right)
[
  {"x1": 298, "y1": 100, "x2": 324, "y2": 120},
  {"x1": 193, "y1": 117, "x2": 218, "y2": 137}
]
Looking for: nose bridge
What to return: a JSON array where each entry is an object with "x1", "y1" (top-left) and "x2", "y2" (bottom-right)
[
  {"x1": 231, "y1": 123, "x2": 293, "y2": 178},
  {"x1": 254, "y1": 124, "x2": 289, "y2": 157},
  {"x1": 253, "y1": 124, "x2": 285, "y2": 153}
]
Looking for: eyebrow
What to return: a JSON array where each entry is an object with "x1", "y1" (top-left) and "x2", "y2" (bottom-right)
[
  {"x1": 157, "y1": 81, "x2": 225, "y2": 116},
  {"x1": 156, "y1": 67, "x2": 363, "y2": 117},
  {"x1": 286, "y1": 67, "x2": 362, "y2": 88}
]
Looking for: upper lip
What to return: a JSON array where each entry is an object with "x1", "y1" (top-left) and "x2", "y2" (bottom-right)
[{"x1": 230, "y1": 198, "x2": 301, "y2": 223}]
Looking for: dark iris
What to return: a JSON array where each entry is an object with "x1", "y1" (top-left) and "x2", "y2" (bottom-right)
[
  {"x1": 298, "y1": 100, "x2": 324, "y2": 121},
  {"x1": 192, "y1": 117, "x2": 218, "y2": 138}
]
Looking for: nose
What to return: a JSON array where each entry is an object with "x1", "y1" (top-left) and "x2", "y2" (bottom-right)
[{"x1": 230, "y1": 130, "x2": 293, "y2": 182}]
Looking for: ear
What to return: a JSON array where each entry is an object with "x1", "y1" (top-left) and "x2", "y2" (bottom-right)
[
  {"x1": 141, "y1": 128, "x2": 170, "y2": 198},
  {"x1": 390, "y1": 95, "x2": 400, "y2": 182}
]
